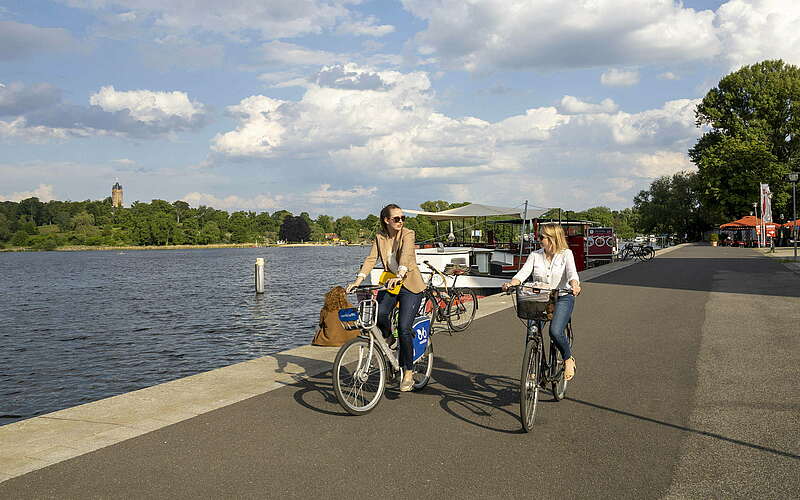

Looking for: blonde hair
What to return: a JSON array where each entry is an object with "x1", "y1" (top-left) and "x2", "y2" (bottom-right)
[
  {"x1": 540, "y1": 224, "x2": 569, "y2": 253},
  {"x1": 322, "y1": 286, "x2": 352, "y2": 313}
]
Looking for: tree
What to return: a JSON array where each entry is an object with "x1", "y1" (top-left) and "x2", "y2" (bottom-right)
[
  {"x1": 0, "y1": 212, "x2": 10, "y2": 241},
  {"x1": 279, "y1": 216, "x2": 311, "y2": 242},
  {"x1": 173, "y1": 200, "x2": 191, "y2": 224},
  {"x1": 315, "y1": 214, "x2": 334, "y2": 233},
  {"x1": 633, "y1": 171, "x2": 717, "y2": 240},
  {"x1": 691, "y1": 59, "x2": 800, "y2": 219}
]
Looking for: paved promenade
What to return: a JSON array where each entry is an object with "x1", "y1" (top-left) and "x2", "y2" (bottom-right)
[{"x1": 1, "y1": 245, "x2": 798, "y2": 498}]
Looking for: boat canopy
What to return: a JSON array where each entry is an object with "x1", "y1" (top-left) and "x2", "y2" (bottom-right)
[{"x1": 404, "y1": 203, "x2": 548, "y2": 221}]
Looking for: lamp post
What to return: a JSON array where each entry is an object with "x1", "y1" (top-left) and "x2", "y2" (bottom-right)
[
  {"x1": 752, "y1": 201, "x2": 759, "y2": 247},
  {"x1": 788, "y1": 172, "x2": 799, "y2": 262}
]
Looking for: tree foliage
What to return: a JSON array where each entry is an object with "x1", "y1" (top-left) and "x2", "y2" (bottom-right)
[
  {"x1": 633, "y1": 171, "x2": 720, "y2": 239},
  {"x1": 691, "y1": 59, "x2": 799, "y2": 220},
  {"x1": 279, "y1": 216, "x2": 311, "y2": 242}
]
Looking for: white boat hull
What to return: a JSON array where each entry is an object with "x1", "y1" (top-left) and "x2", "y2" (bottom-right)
[{"x1": 365, "y1": 246, "x2": 512, "y2": 291}]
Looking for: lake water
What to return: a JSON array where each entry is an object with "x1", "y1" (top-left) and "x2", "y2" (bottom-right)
[{"x1": 0, "y1": 246, "x2": 368, "y2": 425}]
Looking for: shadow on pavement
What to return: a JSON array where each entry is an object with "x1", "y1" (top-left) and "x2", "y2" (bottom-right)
[
  {"x1": 568, "y1": 396, "x2": 800, "y2": 461},
  {"x1": 284, "y1": 354, "x2": 574, "y2": 434},
  {"x1": 591, "y1": 255, "x2": 800, "y2": 298}
]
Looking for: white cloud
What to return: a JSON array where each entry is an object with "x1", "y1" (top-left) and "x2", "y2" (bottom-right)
[
  {"x1": 260, "y1": 41, "x2": 337, "y2": 66},
  {"x1": 0, "y1": 116, "x2": 84, "y2": 142},
  {"x1": 181, "y1": 192, "x2": 284, "y2": 211},
  {"x1": 305, "y1": 184, "x2": 378, "y2": 204},
  {"x1": 658, "y1": 71, "x2": 679, "y2": 80},
  {"x1": 559, "y1": 95, "x2": 618, "y2": 114},
  {"x1": 558, "y1": 98, "x2": 700, "y2": 147},
  {"x1": 213, "y1": 64, "x2": 436, "y2": 158},
  {"x1": 629, "y1": 150, "x2": 695, "y2": 178},
  {"x1": 403, "y1": 0, "x2": 719, "y2": 72},
  {"x1": 211, "y1": 64, "x2": 702, "y2": 209},
  {"x1": 0, "y1": 183, "x2": 56, "y2": 202},
  {"x1": 89, "y1": 85, "x2": 205, "y2": 123},
  {"x1": 62, "y1": 0, "x2": 364, "y2": 40},
  {"x1": 337, "y1": 17, "x2": 395, "y2": 37},
  {"x1": 1, "y1": 82, "x2": 207, "y2": 141},
  {"x1": 715, "y1": 0, "x2": 800, "y2": 69},
  {"x1": 600, "y1": 68, "x2": 640, "y2": 87}
]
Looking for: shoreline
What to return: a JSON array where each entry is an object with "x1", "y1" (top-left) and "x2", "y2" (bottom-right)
[{"x1": 0, "y1": 242, "x2": 367, "y2": 253}]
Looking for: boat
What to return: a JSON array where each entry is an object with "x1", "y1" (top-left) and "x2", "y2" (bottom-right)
[{"x1": 363, "y1": 203, "x2": 611, "y2": 294}]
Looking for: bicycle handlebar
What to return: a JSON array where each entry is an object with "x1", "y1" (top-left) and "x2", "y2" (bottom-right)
[
  {"x1": 504, "y1": 284, "x2": 574, "y2": 295},
  {"x1": 346, "y1": 284, "x2": 389, "y2": 294}
]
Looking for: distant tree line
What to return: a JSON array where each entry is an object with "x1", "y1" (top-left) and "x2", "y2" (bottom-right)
[
  {"x1": 0, "y1": 196, "x2": 652, "y2": 251},
  {"x1": 0, "y1": 197, "x2": 383, "y2": 250}
]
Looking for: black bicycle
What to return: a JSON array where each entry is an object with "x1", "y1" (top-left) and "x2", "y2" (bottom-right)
[
  {"x1": 508, "y1": 284, "x2": 574, "y2": 433},
  {"x1": 620, "y1": 243, "x2": 655, "y2": 262},
  {"x1": 417, "y1": 260, "x2": 478, "y2": 334}
]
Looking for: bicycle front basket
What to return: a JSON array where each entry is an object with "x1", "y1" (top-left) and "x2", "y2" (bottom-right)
[{"x1": 515, "y1": 289, "x2": 553, "y2": 320}]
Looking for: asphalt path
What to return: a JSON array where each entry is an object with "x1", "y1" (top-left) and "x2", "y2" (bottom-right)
[{"x1": 2, "y1": 245, "x2": 798, "y2": 499}]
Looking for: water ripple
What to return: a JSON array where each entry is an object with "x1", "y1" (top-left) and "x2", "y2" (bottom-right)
[{"x1": 0, "y1": 246, "x2": 367, "y2": 425}]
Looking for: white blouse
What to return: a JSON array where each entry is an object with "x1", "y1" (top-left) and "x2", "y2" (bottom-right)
[{"x1": 511, "y1": 248, "x2": 580, "y2": 293}]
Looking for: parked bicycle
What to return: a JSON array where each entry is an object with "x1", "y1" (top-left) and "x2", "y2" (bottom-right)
[
  {"x1": 416, "y1": 260, "x2": 478, "y2": 334},
  {"x1": 332, "y1": 285, "x2": 434, "y2": 415},
  {"x1": 620, "y1": 242, "x2": 655, "y2": 262},
  {"x1": 507, "y1": 284, "x2": 574, "y2": 433}
]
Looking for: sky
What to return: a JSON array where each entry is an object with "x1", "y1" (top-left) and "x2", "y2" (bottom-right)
[{"x1": 2, "y1": 0, "x2": 800, "y2": 217}]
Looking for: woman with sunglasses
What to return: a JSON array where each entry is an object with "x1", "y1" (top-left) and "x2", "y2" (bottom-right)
[
  {"x1": 501, "y1": 224, "x2": 582, "y2": 380},
  {"x1": 347, "y1": 204, "x2": 427, "y2": 392}
]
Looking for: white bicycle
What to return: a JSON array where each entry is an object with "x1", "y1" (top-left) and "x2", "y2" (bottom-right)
[{"x1": 332, "y1": 285, "x2": 434, "y2": 415}]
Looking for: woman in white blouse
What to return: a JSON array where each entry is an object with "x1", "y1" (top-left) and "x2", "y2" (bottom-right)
[{"x1": 502, "y1": 224, "x2": 582, "y2": 380}]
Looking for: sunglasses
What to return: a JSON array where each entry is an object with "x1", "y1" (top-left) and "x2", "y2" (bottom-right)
[
  {"x1": 537, "y1": 235, "x2": 548, "y2": 241},
  {"x1": 389, "y1": 216, "x2": 406, "y2": 223}
]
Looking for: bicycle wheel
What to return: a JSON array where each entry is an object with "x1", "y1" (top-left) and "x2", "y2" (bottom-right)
[
  {"x1": 519, "y1": 339, "x2": 542, "y2": 432},
  {"x1": 446, "y1": 288, "x2": 477, "y2": 332},
  {"x1": 552, "y1": 321, "x2": 574, "y2": 401},
  {"x1": 333, "y1": 337, "x2": 386, "y2": 415},
  {"x1": 407, "y1": 341, "x2": 434, "y2": 390},
  {"x1": 643, "y1": 247, "x2": 655, "y2": 261}
]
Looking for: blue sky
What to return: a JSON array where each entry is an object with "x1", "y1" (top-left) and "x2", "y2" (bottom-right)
[{"x1": 2, "y1": 0, "x2": 799, "y2": 216}]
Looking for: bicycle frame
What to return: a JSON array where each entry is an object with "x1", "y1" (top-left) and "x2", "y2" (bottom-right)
[
  {"x1": 360, "y1": 325, "x2": 401, "y2": 373},
  {"x1": 527, "y1": 319, "x2": 570, "y2": 384},
  {"x1": 346, "y1": 290, "x2": 402, "y2": 373}
]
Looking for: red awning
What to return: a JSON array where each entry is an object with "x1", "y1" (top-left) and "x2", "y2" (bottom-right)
[{"x1": 720, "y1": 215, "x2": 763, "y2": 229}]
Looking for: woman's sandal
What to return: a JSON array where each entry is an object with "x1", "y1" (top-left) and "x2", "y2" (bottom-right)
[{"x1": 564, "y1": 357, "x2": 576, "y2": 381}]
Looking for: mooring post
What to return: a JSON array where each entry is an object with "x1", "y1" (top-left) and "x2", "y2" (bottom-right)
[{"x1": 255, "y1": 258, "x2": 265, "y2": 294}]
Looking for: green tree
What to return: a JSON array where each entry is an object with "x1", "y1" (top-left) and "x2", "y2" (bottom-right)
[
  {"x1": 633, "y1": 172, "x2": 716, "y2": 240},
  {"x1": 199, "y1": 221, "x2": 222, "y2": 244},
  {"x1": 315, "y1": 214, "x2": 334, "y2": 233},
  {"x1": 10, "y1": 230, "x2": 29, "y2": 247},
  {"x1": 71, "y1": 211, "x2": 95, "y2": 232},
  {"x1": 0, "y1": 212, "x2": 10, "y2": 241},
  {"x1": 279, "y1": 216, "x2": 311, "y2": 242},
  {"x1": 691, "y1": 59, "x2": 799, "y2": 219},
  {"x1": 583, "y1": 206, "x2": 614, "y2": 227}
]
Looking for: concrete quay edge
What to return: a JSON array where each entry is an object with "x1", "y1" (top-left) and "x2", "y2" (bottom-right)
[{"x1": 0, "y1": 243, "x2": 691, "y2": 482}]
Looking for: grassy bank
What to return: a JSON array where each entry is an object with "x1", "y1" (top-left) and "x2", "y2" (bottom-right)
[{"x1": 0, "y1": 242, "x2": 365, "y2": 252}]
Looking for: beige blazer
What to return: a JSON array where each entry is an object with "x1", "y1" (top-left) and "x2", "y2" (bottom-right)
[{"x1": 358, "y1": 227, "x2": 426, "y2": 294}]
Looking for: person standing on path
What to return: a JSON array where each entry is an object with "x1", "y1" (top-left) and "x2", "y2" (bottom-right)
[
  {"x1": 502, "y1": 224, "x2": 582, "y2": 380},
  {"x1": 347, "y1": 204, "x2": 426, "y2": 391}
]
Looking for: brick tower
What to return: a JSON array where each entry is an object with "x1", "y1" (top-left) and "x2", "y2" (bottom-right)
[{"x1": 112, "y1": 181, "x2": 123, "y2": 208}]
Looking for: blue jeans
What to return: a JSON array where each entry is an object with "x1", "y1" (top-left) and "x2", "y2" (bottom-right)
[
  {"x1": 532, "y1": 294, "x2": 574, "y2": 360},
  {"x1": 376, "y1": 287, "x2": 423, "y2": 370}
]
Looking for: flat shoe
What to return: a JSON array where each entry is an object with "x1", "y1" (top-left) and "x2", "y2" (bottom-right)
[{"x1": 564, "y1": 357, "x2": 576, "y2": 381}]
